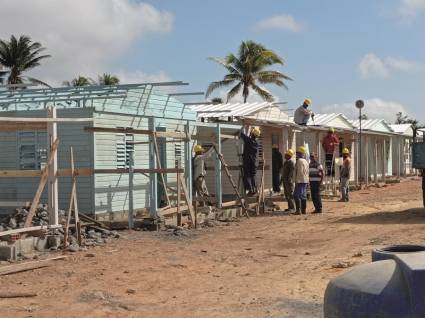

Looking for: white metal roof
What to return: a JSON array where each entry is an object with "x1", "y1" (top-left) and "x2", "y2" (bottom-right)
[
  {"x1": 349, "y1": 119, "x2": 394, "y2": 132},
  {"x1": 307, "y1": 113, "x2": 356, "y2": 129},
  {"x1": 390, "y1": 124, "x2": 413, "y2": 136},
  {"x1": 190, "y1": 102, "x2": 270, "y2": 118}
]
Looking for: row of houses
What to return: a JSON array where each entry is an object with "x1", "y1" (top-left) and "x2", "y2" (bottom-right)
[{"x1": 0, "y1": 83, "x2": 417, "y2": 219}]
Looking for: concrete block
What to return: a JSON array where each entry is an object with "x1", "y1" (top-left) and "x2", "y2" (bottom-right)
[
  {"x1": 47, "y1": 235, "x2": 62, "y2": 249},
  {"x1": 0, "y1": 245, "x2": 17, "y2": 261},
  {"x1": 16, "y1": 237, "x2": 37, "y2": 254},
  {"x1": 33, "y1": 237, "x2": 48, "y2": 252}
]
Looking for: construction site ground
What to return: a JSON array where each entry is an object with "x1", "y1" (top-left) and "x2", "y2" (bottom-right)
[{"x1": 1, "y1": 177, "x2": 424, "y2": 318}]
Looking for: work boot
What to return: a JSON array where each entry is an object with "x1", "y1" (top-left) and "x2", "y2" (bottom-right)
[
  {"x1": 301, "y1": 200, "x2": 307, "y2": 214},
  {"x1": 294, "y1": 200, "x2": 301, "y2": 215}
]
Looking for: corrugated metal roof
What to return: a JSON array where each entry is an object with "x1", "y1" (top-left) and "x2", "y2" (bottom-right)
[
  {"x1": 307, "y1": 113, "x2": 356, "y2": 129},
  {"x1": 390, "y1": 124, "x2": 413, "y2": 136},
  {"x1": 190, "y1": 102, "x2": 270, "y2": 118},
  {"x1": 349, "y1": 119, "x2": 394, "y2": 132}
]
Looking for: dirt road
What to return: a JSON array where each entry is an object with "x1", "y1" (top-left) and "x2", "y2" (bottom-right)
[{"x1": 1, "y1": 178, "x2": 424, "y2": 318}]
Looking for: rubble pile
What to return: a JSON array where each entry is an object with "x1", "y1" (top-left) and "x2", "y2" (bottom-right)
[{"x1": 0, "y1": 204, "x2": 66, "y2": 231}]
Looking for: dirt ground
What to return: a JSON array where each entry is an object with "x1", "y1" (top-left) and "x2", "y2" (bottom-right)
[{"x1": 1, "y1": 178, "x2": 424, "y2": 318}]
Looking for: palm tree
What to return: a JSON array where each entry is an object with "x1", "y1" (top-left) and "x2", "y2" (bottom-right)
[
  {"x1": 206, "y1": 40, "x2": 292, "y2": 103},
  {"x1": 211, "y1": 97, "x2": 223, "y2": 104},
  {"x1": 63, "y1": 76, "x2": 95, "y2": 87},
  {"x1": 98, "y1": 73, "x2": 119, "y2": 85},
  {"x1": 0, "y1": 35, "x2": 51, "y2": 85}
]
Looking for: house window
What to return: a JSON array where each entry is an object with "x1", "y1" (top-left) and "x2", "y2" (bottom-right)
[
  {"x1": 18, "y1": 131, "x2": 47, "y2": 170},
  {"x1": 174, "y1": 143, "x2": 182, "y2": 167},
  {"x1": 116, "y1": 133, "x2": 134, "y2": 168}
]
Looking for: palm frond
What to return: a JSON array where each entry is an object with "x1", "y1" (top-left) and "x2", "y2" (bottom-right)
[
  {"x1": 208, "y1": 56, "x2": 241, "y2": 75},
  {"x1": 25, "y1": 76, "x2": 51, "y2": 87},
  {"x1": 250, "y1": 83, "x2": 274, "y2": 102},
  {"x1": 226, "y1": 82, "x2": 242, "y2": 102},
  {"x1": 206, "y1": 79, "x2": 236, "y2": 97}
]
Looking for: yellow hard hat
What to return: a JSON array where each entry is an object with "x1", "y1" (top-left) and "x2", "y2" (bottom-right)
[
  {"x1": 286, "y1": 149, "x2": 294, "y2": 157},
  {"x1": 251, "y1": 127, "x2": 261, "y2": 137},
  {"x1": 342, "y1": 147, "x2": 350, "y2": 155},
  {"x1": 297, "y1": 146, "x2": 306, "y2": 154},
  {"x1": 304, "y1": 98, "x2": 312, "y2": 106},
  {"x1": 194, "y1": 144, "x2": 204, "y2": 153},
  {"x1": 272, "y1": 144, "x2": 279, "y2": 149},
  {"x1": 328, "y1": 127, "x2": 335, "y2": 133}
]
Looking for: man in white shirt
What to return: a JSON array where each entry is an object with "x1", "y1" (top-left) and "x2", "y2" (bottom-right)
[
  {"x1": 293, "y1": 146, "x2": 309, "y2": 214},
  {"x1": 294, "y1": 99, "x2": 313, "y2": 126}
]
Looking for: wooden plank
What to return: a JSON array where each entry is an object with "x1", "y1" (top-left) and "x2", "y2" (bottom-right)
[
  {"x1": 94, "y1": 168, "x2": 183, "y2": 174},
  {"x1": 193, "y1": 133, "x2": 239, "y2": 140},
  {"x1": 0, "y1": 123, "x2": 47, "y2": 131},
  {"x1": 0, "y1": 168, "x2": 93, "y2": 178},
  {"x1": 0, "y1": 201, "x2": 30, "y2": 207},
  {"x1": 0, "y1": 292, "x2": 37, "y2": 298},
  {"x1": 177, "y1": 167, "x2": 181, "y2": 226},
  {"x1": 57, "y1": 168, "x2": 93, "y2": 177},
  {"x1": 47, "y1": 107, "x2": 59, "y2": 226},
  {"x1": 0, "y1": 225, "x2": 62, "y2": 237},
  {"x1": 85, "y1": 126, "x2": 188, "y2": 139},
  {"x1": 0, "y1": 117, "x2": 93, "y2": 123},
  {"x1": 0, "y1": 255, "x2": 67, "y2": 276},
  {"x1": 179, "y1": 174, "x2": 195, "y2": 225},
  {"x1": 24, "y1": 139, "x2": 59, "y2": 228},
  {"x1": 79, "y1": 213, "x2": 110, "y2": 229}
]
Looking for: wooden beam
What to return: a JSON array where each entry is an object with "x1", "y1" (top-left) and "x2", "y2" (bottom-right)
[
  {"x1": 0, "y1": 168, "x2": 93, "y2": 178},
  {"x1": 94, "y1": 168, "x2": 183, "y2": 174},
  {"x1": 0, "y1": 117, "x2": 93, "y2": 123},
  {"x1": 0, "y1": 201, "x2": 30, "y2": 207},
  {"x1": 47, "y1": 107, "x2": 59, "y2": 226},
  {"x1": 24, "y1": 139, "x2": 59, "y2": 228},
  {"x1": 85, "y1": 127, "x2": 189, "y2": 139},
  {"x1": 193, "y1": 133, "x2": 239, "y2": 140},
  {"x1": 0, "y1": 225, "x2": 62, "y2": 237},
  {"x1": 0, "y1": 123, "x2": 47, "y2": 131},
  {"x1": 179, "y1": 174, "x2": 195, "y2": 225},
  {"x1": 152, "y1": 134, "x2": 171, "y2": 206}
]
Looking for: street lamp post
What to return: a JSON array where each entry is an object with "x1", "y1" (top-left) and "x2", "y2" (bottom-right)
[{"x1": 355, "y1": 100, "x2": 365, "y2": 188}]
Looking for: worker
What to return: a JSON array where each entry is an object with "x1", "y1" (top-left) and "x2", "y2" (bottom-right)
[
  {"x1": 294, "y1": 98, "x2": 314, "y2": 126},
  {"x1": 309, "y1": 152, "x2": 324, "y2": 213},
  {"x1": 322, "y1": 127, "x2": 340, "y2": 176},
  {"x1": 272, "y1": 144, "x2": 283, "y2": 193},
  {"x1": 193, "y1": 144, "x2": 215, "y2": 206},
  {"x1": 240, "y1": 126, "x2": 260, "y2": 195},
  {"x1": 294, "y1": 146, "x2": 309, "y2": 214},
  {"x1": 339, "y1": 148, "x2": 351, "y2": 202},
  {"x1": 281, "y1": 149, "x2": 295, "y2": 212}
]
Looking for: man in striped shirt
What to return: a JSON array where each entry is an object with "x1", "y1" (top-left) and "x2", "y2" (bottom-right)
[{"x1": 309, "y1": 153, "x2": 324, "y2": 213}]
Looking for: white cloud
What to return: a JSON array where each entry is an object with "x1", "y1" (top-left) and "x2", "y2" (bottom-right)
[
  {"x1": 399, "y1": 0, "x2": 425, "y2": 19},
  {"x1": 255, "y1": 15, "x2": 302, "y2": 32},
  {"x1": 117, "y1": 70, "x2": 171, "y2": 84},
  {"x1": 320, "y1": 98, "x2": 408, "y2": 122},
  {"x1": 358, "y1": 53, "x2": 422, "y2": 79},
  {"x1": 0, "y1": 0, "x2": 174, "y2": 85}
]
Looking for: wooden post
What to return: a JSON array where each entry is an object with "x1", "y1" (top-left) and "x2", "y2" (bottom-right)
[
  {"x1": 47, "y1": 106, "x2": 58, "y2": 226},
  {"x1": 365, "y1": 135, "x2": 369, "y2": 186},
  {"x1": 128, "y1": 150, "x2": 134, "y2": 229},
  {"x1": 177, "y1": 162, "x2": 181, "y2": 226},
  {"x1": 152, "y1": 133, "x2": 171, "y2": 207},
  {"x1": 215, "y1": 123, "x2": 222, "y2": 208},
  {"x1": 184, "y1": 121, "x2": 192, "y2": 202},
  {"x1": 374, "y1": 139, "x2": 378, "y2": 184},
  {"x1": 382, "y1": 138, "x2": 386, "y2": 183},
  {"x1": 149, "y1": 117, "x2": 158, "y2": 218}
]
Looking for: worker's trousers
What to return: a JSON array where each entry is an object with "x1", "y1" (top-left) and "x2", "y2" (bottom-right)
[
  {"x1": 340, "y1": 177, "x2": 349, "y2": 201},
  {"x1": 294, "y1": 183, "x2": 308, "y2": 213},
  {"x1": 309, "y1": 181, "x2": 322, "y2": 212},
  {"x1": 283, "y1": 182, "x2": 295, "y2": 210},
  {"x1": 195, "y1": 176, "x2": 210, "y2": 206},
  {"x1": 243, "y1": 173, "x2": 257, "y2": 193}
]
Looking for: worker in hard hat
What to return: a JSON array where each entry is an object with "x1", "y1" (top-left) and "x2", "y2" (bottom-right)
[
  {"x1": 281, "y1": 149, "x2": 295, "y2": 212},
  {"x1": 294, "y1": 99, "x2": 314, "y2": 126},
  {"x1": 322, "y1": 127, "x2": 340, "y2": 176},
  {"x1": 272, "y1": 144, "x2": 283, "y2": 193},
  {"x1": 293, "y1": 146, "x2": 309, "y2": 214},
  {"x1": 193, "y1": 144, "x2": 215, "y2": 206},
  {"x1": 339, "y1": 148, "x2": 351, "y2": 202},
  {"x1": 309, "y1": 152, "x2": 324, "y2": 213},
  {"x1": 240, "y1": 125, "x2": 260, "y2": 195}
]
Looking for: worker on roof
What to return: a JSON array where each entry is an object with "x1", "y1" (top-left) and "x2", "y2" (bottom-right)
[
  {"x1": 281, "y1": 149, "x2": 295, "y2": 212},
  {"x1": 339, "y1": 148, "x2": 351, "y2": 202},
  {"x1": 294, "y1": 98, "x2": 314, "y2": 126},
  {"x1": 193, "y1": 144, "x2": 215, "y2": 207},
  {"x1": 272, "y1": 144, "x2": 283, "y2": 193},
  {"x1": 294, "y1": 146, "x2": 309, "y2": 214},
  {"x1": 309, "y1": 152, "x2": 324, "y2": 213},
  {"x1": 322, "y1": 127, "x2": 340, "y2": 176},
  {"x1": 241, "y1": 125, "x2": 260, "y2": 195}
]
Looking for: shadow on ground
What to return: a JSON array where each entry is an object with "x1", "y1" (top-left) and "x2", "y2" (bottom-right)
[
  {"x1": 272, "y1": 297, "x2": 323, "y2": 318},
  {"x1": 335, "y1": 208, "x2": 425, "y2": 224}
]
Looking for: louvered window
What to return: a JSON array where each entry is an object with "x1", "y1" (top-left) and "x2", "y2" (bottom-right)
[
  {"x1": 116, "y1": 133, "x2": 134, "y2": 168},
  {"x1": 174, "y1": 143, "x2": 182, "y2": 167},
  {"x1": 18, "y1": 131, "x2": 47, "y2": 170}
]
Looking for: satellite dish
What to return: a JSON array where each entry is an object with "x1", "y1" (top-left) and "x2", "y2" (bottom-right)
[{"x1": 355, "y1": 100, "x2": 365, "y2": 109}]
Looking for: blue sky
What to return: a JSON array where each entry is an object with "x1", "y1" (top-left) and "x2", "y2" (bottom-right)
[{"x1": 1, "y1": 0, "x2": 425, "y2": 122}]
